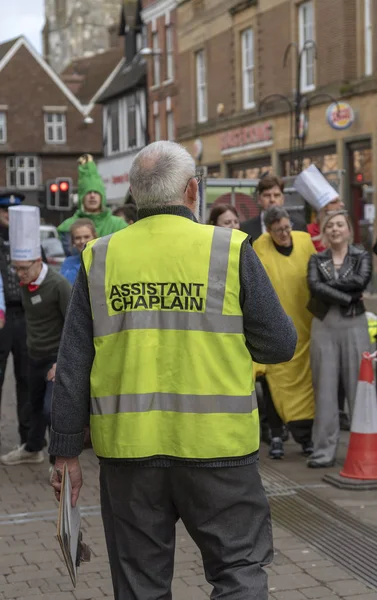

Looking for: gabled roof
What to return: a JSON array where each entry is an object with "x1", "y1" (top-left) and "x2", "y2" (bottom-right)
[
  {"x1": 96, "y1": 60, "x2": 146, "y2": 103},
  {"x1": 0, "y1": 36, "x2": 21, "y2": 61},
  {"x1": 0, "y1": 36, "x2": 86, "y2": 114},
  {"x1": 61, "y1": 47, "x2": 124, "y2": 105}
]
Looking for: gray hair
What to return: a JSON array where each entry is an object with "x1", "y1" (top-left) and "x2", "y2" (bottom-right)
[
  {"x1": 129, "y1": 141, "x2": 196, "y2": 209},
  {"x1": 264, "y1": 206, "x2": 290, "y2": 229}
]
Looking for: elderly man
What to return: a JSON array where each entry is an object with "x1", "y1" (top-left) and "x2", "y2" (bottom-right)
[{"x1": 49, "y1": 141, "x2": 297, "y2": 600}]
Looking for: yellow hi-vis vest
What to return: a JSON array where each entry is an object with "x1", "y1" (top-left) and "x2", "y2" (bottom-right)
[{"x1": 82, "y1": 214, "x2": 259, "y2": 460}]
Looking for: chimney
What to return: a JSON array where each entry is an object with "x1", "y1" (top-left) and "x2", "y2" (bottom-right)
[{"x1": 61, "y1": 72, "x2": 85, "y2": 96}]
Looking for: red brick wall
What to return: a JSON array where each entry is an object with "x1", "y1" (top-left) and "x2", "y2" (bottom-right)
[
  {"x1": 257, "y1": 2, "x2": 292, "y2": 103},
  {"x1": 316, "y1": 0, "x2": 357, "y2": 87},
  {"x1": 0, "y1": 45, "x2": 102, "y2": 155}
]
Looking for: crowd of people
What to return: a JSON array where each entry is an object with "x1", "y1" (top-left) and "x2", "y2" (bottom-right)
[
  {"x1": 208, "y1": 170, "x2": 373, "y2": 467},
  {"x1": 0, "y1": 141, "x2": 374, "y2": 599}
]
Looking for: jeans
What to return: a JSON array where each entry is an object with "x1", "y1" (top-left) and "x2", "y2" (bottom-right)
[{"x1": 25, "y1": 355, "x2": 56, "y2": 455}]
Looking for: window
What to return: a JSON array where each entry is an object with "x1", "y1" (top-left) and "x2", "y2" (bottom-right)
[
  {"x1": 0, "y1": 112, "x2": 7, "y2": 143},
  {"x1": 165, "y1": 26, "x2": 174, "y2": 81},
  {"x1": 127, "y1": 94, "x2": 137, "y2": 148},
  {"x1": 154, "y1": 116, "x2": 161, "y2": 141},
  {"x1": 104, "y1": 95, "x2": 143, "y2": 156},
  {"x1": 153, "y1": 33, "x2": 160, "y2": 86},
  {"x1": 241, "y1": 29, "x2": 255, "y2": 109},
  {"x1": 6, "y1": 156, "x2": 39, "y2": 188},
  {"x1": 196, "y1": 50, "x2": 207, "y2": 123},
  {"x1": 167, "y1": 111, "x2": 174, "y2": 141},
  {"x1": 108, "y1": 101, "x2": 120, "y2": 154},
  {"x1": 44, "y1": 112, "x2": 66, "y2": 143},
  {"x1": 299, "y1": 1, "x2": 315, "y2": 91},
  {"x1": 365, "y1": 0, "x2": 373, "y2": 76}
]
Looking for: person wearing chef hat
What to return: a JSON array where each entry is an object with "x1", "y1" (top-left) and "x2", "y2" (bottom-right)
[
  {"x1": 295, "y1": 165, "x2": 350, "y2": 433},
  {"x1": 0, "y1": 206, "x2": 72, "y2": 467},
  {"x1": 0, "y1": 191, "x2": 31, "y2": 448}
]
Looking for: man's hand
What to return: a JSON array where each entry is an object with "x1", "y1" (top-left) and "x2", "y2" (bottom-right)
[
  {"x1": 47, "y1": 363, "x2": 57, "y2": 382},
  {"x1": 51, "y1": 457, "x2": 83, "y2": 507}
]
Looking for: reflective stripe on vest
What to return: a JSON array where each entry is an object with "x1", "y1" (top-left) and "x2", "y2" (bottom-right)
[
  {"x1": 88, "y1": 227, "x2": 244, "y2": 336},
  {"x1": 91, "y1": 391, "x2": 258, "y2": 415}
]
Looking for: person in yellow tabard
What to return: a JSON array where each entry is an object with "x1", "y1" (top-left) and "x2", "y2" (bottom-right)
[{"x1": 253, "y1": 205, "x2": 316, "y2": 457}]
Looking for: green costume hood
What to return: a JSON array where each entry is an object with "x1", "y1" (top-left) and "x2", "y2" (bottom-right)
[
  {"x1": 58, "y1": 156, "x2": 127, "y2": 237},
  {"x1": 77, "y1": 159, "x2": 106, "y2": 210}
]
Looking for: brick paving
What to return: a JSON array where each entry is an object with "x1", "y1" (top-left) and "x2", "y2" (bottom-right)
[{"x1": 1, "y1": 366, "x2": 377, "y2": 599}]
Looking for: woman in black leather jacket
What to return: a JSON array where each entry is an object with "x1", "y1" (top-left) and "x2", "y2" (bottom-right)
[{"x1": 307, "y1": 210, "x2": 372, "y2": 468}]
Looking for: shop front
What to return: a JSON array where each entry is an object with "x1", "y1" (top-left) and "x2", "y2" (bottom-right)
[{"x1": 183, "y1": 92, "x2": 377, "y2": 242}]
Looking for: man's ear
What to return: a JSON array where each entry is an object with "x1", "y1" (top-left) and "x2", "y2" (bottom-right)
[{"x1": 184, "y1": 177, "x2": 198, "y2": 209}]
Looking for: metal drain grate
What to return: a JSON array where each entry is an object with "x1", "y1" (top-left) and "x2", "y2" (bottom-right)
[{"x1": 260, "y1": 463, "x2": 377, "y2": 589}]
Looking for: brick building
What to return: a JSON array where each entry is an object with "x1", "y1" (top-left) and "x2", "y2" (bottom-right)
[
  {"x1": 176, "y1": 0, "x2": 377, "y2": 245},
  {"x1": 0, "y1": 36, "x2": 122, "y2": 224},
  {"x1": 141, "y1": 0, "x2": 179, "y2": 143}
]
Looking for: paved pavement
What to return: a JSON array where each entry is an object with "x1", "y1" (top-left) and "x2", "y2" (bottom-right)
[{"x1": 1, "y1": 365, "x2": 377, "y2": 599}]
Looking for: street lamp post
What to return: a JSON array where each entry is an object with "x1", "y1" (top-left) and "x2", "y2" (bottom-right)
[{"x1": 259, "y1": 40, "x2": 339, "y2": 177}]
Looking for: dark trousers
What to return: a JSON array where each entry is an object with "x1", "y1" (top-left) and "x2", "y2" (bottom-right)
[
  {"x1": 257, "y1": 377, "x2": 313, "y2": 444},
  {"x1": 100, "y1": 462, "x2": 273, "y2": 600},
  {"x1": 258, "y1": 376, "x2": 284, "y2": 438},
  {"x1": 0, "y1": 308, "x2": 29, "y2": 444},
  {"x1": 24, "y1": 356, "x2": 56, "y2": 455}
]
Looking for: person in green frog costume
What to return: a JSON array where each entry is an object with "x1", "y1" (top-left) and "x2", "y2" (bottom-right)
[{"x1": 58, "y1": 154, "x2": 127, "y2": 255}]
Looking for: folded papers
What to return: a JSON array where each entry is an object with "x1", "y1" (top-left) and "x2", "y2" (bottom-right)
[{"x1": 56, "y1": 463, "x2": 91, "y2": 587}]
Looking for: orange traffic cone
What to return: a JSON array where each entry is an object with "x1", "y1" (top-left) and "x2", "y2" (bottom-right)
[{"x1": 339, "y1": 352, "x2": 377, "y2": 481}]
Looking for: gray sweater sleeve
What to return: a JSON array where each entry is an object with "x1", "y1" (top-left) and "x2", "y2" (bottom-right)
[
  {"x1": 48, "y1": 266, "x2": 94, "y2": 458},
  {"x1": 240, "y1": 239, "x2": 297, "y2": 364}
]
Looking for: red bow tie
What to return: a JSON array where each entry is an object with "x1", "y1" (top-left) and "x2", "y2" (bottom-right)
[{"x1": 20, "y1": 283, "x2": 39, "y2": 292}]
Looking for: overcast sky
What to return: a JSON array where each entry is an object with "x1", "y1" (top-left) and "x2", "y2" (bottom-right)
[{"x1": 0, "y1": 0, "x2": 44, "y2": 52}]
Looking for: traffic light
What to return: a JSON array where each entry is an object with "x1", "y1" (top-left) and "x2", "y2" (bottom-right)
[
  {"x1": 46, "y1": 178, "x2": 73, "y2": 210},
  {"x1": 57, "y1": 178, "x2": 71, "y2": 209}
]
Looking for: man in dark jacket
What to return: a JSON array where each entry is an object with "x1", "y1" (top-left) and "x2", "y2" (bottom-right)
[
  {"x1": 241, "y1": 174, "x2": 307, "y2": 241},
  {"x1": 0, "y1": 192, "x2": 29, "y2": 445}
]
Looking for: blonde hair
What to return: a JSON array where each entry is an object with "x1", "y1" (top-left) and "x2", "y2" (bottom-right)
[{"x1": 320, "y1": 210, "x2": 353, "y2": 247}]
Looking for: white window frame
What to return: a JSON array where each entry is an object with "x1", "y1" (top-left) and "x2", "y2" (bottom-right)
[
  {"x1": 104, "y1": 94, "x2": 145, "y2": 157},
  {"x1": 0, "y1": 112, "x2": 7, "y2": 143},
  {"x1": 365, "y1": 0, "x2": 373, "y2": 76},
  {"x1": 167, "y1": 110, "x2": 174, "y2": 141},
  {"x1": 299, "y1": 1, "x2": 315, "y2": 93},
  {"x1": 6, "y1": 156, "x2": 39, "y2": 189},
  {"x1": 153, "y1": 32, "x2": 160, "y2": 86},
  {"x1": 165, "y1": 26, "x2": 174, "y2": 82},
  {"x1": 44, "y1": 112, "x2": 66, "y2": 144},
  {"x1": 241, "y1": 29, "x2": 255, "y2": 109},
  {"x1": 196, "y1": 50, "x2": 207, "y2": 123}
]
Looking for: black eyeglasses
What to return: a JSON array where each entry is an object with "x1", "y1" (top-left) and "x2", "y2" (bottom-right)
[{"x1": 184, "y1": 175, "x2": 202, "y2": 193}]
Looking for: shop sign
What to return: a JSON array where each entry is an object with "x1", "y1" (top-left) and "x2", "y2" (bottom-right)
[
  {"x1": 220, "y1": 122, "x2": 273, "y2": 155},
  {"x1": 326, "y1": 102, "x2": 355, "y2": 131},
  {"x1": 97, "y1": 152, "x2": 135, "y2": 204}
]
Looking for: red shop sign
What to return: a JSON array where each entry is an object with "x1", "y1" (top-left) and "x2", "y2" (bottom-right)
[{"x1": 220, "y1": 122, "x2": 273, "y2": 151}]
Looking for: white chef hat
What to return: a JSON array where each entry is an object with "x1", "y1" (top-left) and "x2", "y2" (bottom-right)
[
  {"x1": 9, "y1": 206, "x2": 41, "y2": 261},
  {"x1": 294, "y1": 164, "x2": 339, "y2": 212}
]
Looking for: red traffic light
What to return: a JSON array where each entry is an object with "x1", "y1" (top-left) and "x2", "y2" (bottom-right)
[
  {"x1": 356, "y1": 173, "x2": 363, "y2": 183},
  {"x1": 50, "y1": 183, "x2": 59, "y2": 193},
  {"x1": 59, "y1": 181, "x2": 69, "y2": 192}
]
